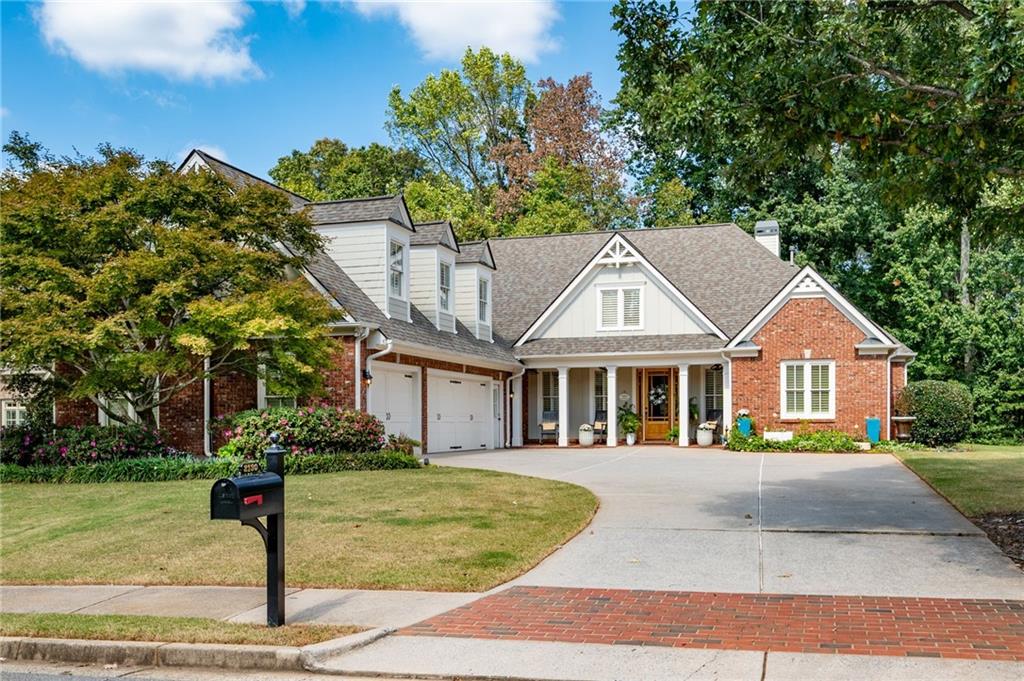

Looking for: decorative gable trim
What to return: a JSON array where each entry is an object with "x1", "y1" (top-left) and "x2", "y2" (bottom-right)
[
  {"x1": 514, "y1": 233, "x2": 728, "y2": 346},
  {"x1": 727, "y1": 266, "x2": 895, "y2": 348}
]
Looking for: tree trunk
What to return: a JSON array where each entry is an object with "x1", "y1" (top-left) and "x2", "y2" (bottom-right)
[
  {"x1": 959, "y1": 218, "x2": 974, "y2": 377},
  {"x1": 136, "y1": 407, "x2": 159, "y2": 430}
]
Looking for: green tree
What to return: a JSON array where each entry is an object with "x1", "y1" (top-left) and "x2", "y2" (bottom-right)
[
  {"x1": 0, "y1": 138, "x2": 341, "y2": 427},
  {"x1": 268, "y1": 138, "x2": 428, "y2": 201},
  {"x1": 403, "y1": 175, "x2": 501, "y2": 242},
  {"x1": 387, "y1": 47, "x2": 534, "y2": 194}
]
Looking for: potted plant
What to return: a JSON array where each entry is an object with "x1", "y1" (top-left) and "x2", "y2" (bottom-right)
[
  {"x1": 736, "y1": 409, "x2": 753, "y2": 437},
  {"x1": 696, "y1": 422, "x2": 716, "y2": 447},
  {"x1": 618, "y1": 402, "x2": 640, "y2": 446},
  {"x1": 578, "y1": 423, "x2": 594, "y2": 447}
]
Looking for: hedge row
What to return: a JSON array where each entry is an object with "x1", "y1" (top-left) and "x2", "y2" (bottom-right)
[
  {"x1": 0, "y1": 450, "x2": 420, "y2": 484},
  {"x1": 726, "y1": 430, "x2": 860, "y2": 453}
]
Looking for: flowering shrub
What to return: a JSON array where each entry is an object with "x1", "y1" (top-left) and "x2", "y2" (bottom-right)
[
  {"x1": 0, "y1": 423, "x2": 174, "y2": 467},
  {"x1": 216, "y1": 405, "x2": 386, "y2": 459}
]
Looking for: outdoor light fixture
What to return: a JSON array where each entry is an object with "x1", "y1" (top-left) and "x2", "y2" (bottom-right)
[{"x1": 362, "y1": 369, "x2": 373, "y2": 385}]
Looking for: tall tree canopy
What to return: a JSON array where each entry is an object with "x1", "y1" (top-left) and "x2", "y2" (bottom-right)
[
  {"x1": 0, "y1": 138, "x2": 341, "y2": 427},
  {"x1": 268, "y1": 138, "x2": 428, "y2": 201},
  {"x1": 612, "y1": 0, "x2": 1024, "y2": 437}
]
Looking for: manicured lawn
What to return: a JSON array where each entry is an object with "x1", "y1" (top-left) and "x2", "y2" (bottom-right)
[
  {"x1": 895, "y1": 444, "x2": 1024, "y2": 516},
  {"x1": 0, "y1": 612, "x2": 357, "y2": 647},
  {"x1": 0, "y1": 467, "x2": 596, "y2": 591}
]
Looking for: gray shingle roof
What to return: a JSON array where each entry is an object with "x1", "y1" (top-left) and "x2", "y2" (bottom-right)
[
  {"x1": 306, "y1": 195, "x2": 412, "y2": 229},
  {"x1": 411, "y1": 221, "x2": 459, "y2": 252},
  {"x1": 514, "y1": 334, "x2": 726, "y2": 357},
  {"x1": 488, "y1": 225, "x2": 799, "y2": 343},
  {"x1": 456, "y1": 241, "x2": 496, "y2": 268},
  {"x1": 187, "y1": 149, "x2": 309, "y2": 210},
  {"x1": 301, "y1": 249, "x2": 518, "y2": 365}
]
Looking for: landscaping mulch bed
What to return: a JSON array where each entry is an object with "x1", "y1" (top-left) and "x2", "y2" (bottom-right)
[{"x1": 973, "y1": 512, "x2": 1024, "y2": 569}]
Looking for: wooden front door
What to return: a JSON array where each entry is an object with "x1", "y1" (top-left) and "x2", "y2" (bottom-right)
[{"x1": 642, "y1": 368, "x2": 674, "y2": 442}]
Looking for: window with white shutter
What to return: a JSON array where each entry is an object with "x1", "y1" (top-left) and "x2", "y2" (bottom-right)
[
  {"x1": 780, "y1": 361, "x2": 834, "y2": 419},
  {"x1": 596, "y1": 286, "x2": 643, "y2": 330}
]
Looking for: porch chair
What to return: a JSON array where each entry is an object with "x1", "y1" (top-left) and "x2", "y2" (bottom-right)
[
  {"x1": 539, "y1": 411, "x2": 559, "y2": 444},
  {"x1": 592, "y1": 409, "x2": 607, "y2": 444}
]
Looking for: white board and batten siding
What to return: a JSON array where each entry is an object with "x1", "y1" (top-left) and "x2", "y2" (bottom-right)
[
  {"x1": 409, "y1": 247, "x2": 457, "y2": 333},
  {"x1": 537, "y1": 265, "x2": 706, "y2": 339},
  {"x1": 318, "y1": 220, "x2": 411, "y2": 321}
]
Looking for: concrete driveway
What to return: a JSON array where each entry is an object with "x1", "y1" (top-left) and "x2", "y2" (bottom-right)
[{"x1": 432, "y1": 447, "x2": 1024, "y2": 599}]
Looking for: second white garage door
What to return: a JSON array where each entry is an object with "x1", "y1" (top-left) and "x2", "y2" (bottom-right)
[
  {"x1": 369, "y1": 365, "x2": 419, "y2": 443},
  {"x1": 427, "y1": 372, "x2": 493, "y2": 454}
]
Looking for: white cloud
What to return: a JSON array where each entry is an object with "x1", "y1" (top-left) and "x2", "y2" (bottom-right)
[
  {"x1": 351, "y1": 0, "x2": 559, "y2": 63},
  {"x1": 281, "y1": 0, "x2": 307, "y2": 18},
  {"x1": 0, "y1": 107, "x2": 9, "y2": 118},
  {"x1": 175, "y1": 143, "x2": 229, "y2": 165},
  {"x1": 36, "y1": 1, "x2": 261, "y2": 82}
]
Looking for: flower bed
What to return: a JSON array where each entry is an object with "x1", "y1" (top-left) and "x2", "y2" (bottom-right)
[
  {"x1": 215, "y1": 405, "x2": 386, "y2": 458},
  {"x1": 0, "y1": 423, "x2": 173, "y2": 467},
  {"x1": 726, "y1": 429, "x2": 860, "y2": 453}
]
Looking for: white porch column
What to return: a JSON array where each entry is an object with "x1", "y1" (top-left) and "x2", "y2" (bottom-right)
[
  {"x1": 557, "y1": 366, "x2": 569, "y2": 447},
  {"x1": 606, "y1": 366, "x2": 618, "y2": 447},
  {"x1": 511, "y1": 374, "x2": 523, "y2": 447},
  {"x1": 678, "y1": 364, "x2": 689, "y2": 447},
  {"x1": 722, "y1": 359, "x2": 733, "y2": 435}
]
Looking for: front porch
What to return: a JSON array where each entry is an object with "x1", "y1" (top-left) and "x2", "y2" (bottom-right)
[{"x1": 520, "y1": 362, "x2": 732, "y2": 447}]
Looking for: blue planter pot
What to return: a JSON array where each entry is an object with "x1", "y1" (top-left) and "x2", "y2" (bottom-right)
[{"x1": 737, "y1": 416, "x2": 752, "y2": 437}]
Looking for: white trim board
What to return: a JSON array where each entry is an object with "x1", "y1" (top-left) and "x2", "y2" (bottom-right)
[
  {"x1": 514, "y1": 233, "x2": 728, "y2": 346},
  {"x1": 727, "y1": 265, "x2": 895, "y2": 348}
]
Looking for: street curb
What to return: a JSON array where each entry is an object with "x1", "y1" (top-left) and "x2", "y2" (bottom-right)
[
  {"x1": 301, "y1": 627, "x2": 394, "y2": 671},
  {"x1": 0, "y1": 635, "x2": 302, "y2": 671}
]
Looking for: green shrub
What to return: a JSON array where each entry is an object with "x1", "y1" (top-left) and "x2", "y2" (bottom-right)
[
  {"x1": 0, "y1": 450, "x2": 420, "y2": 484},
  {"x1": 385, "y1": 433, "x2": 421, "y2": 457},
  {"x1": 216, "y1": 406, "x2": 386, "y2": 458},
  {"x1": 727, "y1": 429, "x2": 859, "y2": 453},
  {"x1": 897, "y1": 381, "x2": 974, "y2": 446},
  {"x1": 0, "y1": 424, "x2": 173, "y2": 466}
]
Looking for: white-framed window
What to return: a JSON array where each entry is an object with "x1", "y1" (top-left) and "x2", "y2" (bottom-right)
[
  {"x1": 98, "y1": 397, "x2": 158, "y2": 426},
  {"x1": 2, "y1": 400, "x2": 28, "y2": 427},
  {"x1": 541, "y1": 370, "x2": 558, "y2": 417},
  {"x1": 780, "y1": 361, "x2": 835, "y2": 419},
  {"x1": 439, "y1": 261, "x2": 452, "y2": 312},
  {"x1": 478, "y1": 278, "x2": 490, "y2": 322},
  {"x1": 257, "y1": 359, "x2": 298, "y2": 410},
  {"x1": 592, "y1": 369, "x2": 607, "y2": 420},
  {"x1": 389, "y1": 240, "x2": 405, "y2": 299},
  {"x1": 704, "y1": 366, "x2": 723, "y2": 417},
  {"x1": 597, "y1": 285, "x2": 643, "y2": 330}
]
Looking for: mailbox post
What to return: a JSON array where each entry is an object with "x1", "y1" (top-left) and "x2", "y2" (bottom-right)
[{"x1": 210, "y1": 432, "x2": 286, "y2": 627}]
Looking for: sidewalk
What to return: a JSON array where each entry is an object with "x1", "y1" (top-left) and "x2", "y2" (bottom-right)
[{"x1": 0, "y1": 584, "x2": 477, "y2": 630}]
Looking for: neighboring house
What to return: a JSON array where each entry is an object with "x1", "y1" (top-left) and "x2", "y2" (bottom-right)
[{"x1": 48, "y1": 150, "x2": 914, "y2": 454}]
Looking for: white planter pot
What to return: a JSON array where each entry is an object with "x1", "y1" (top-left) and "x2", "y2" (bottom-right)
[
  {"x1": 764, "y1": 431, "x2": 793, "y2": 442},
  {"x1": 696, "y1": 429, "x2": 715, "y2": 447},
  {"x1": 625, "y1": 432, "x2": 636, "y2": 446},
  {"x1": 578, "y1": 427, "x2": 594, "y2": 447}
]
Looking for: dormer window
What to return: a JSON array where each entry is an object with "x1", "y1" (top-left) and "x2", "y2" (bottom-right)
[
  {"x1": 439, "y1": 262, "x2": 452, "y2": 312},
  {"x1": 598, "y1": 285, "x2": 643, "y2": 330},
  {"x1": 389, "y1": 240, "x2": 405, "y2": 299},
  {"x1": 478, "y1": 278, "x2": 489, "y2": 322}
]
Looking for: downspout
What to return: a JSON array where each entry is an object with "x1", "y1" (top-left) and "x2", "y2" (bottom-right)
[
  {"x1": 203, "y1": 357, "x2": 212, "y2": 456},
  {"x1": 886, "y1": 353, "x2": 893, "y2": 441},
  {"x1": 505, "y1": 366, "x2": 525, "y2": 448},
  {"x1": 353, "y1": 327, "x2": 369, "y2": 411},
  {"x1": 365, "y1": 339, "x2": 394, "y2": 414}
]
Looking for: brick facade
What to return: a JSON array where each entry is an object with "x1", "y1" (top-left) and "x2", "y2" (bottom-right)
[
  {"x1": 162, "y1": 380, "x2": 205, "y2": 453},
  {"x1": 375, "y1": 352, "x2": 510, "y2": 452},
  {"x1": 55, "y1": 398, "x2": 97, "y2": 428},
  {"x1": 308, "y1": 336, "x2": 368, "y2": 411},
  {"x1": 731, "y1": 297, "x2": 889, "y2": 438}
]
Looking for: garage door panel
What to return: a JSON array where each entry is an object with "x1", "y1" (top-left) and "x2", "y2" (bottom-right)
[
  {"x1": 428, "y1": 373, "x2": 496, "y2": 454},
  {"x1": 372, "y1": 367, "x2": 418, "y2": 442}
]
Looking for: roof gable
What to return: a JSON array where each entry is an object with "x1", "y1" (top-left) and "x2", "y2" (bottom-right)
[
  {"x1": 306, "y1": 194, "x2": 414, "y2": 230},
  {"x1": 514, "y1": 232, "x2": 727, "y2": 346},
  {"x1": 411, "y1": 220, "x2": 459, "y2": 253},
  {"x1": 456, "y1": 241, "x2": 496, "y2": 269},
  {"x1": 727, "y1": 265, "x2": 895, "y2": 348},
  {"x1": 178, "y1": 149, "x2": 309, "y2": 210}
]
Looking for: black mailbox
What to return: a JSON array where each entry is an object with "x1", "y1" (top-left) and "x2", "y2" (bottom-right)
[{"x1": 210, "y1": 472, "x2": 283, "y2": 521}]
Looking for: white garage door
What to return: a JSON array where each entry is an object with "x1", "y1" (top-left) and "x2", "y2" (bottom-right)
[
  {"x1": 369, "y1": 366, "x2": 418, "y2": 442},
  {"x1": 427, "y1": 373, "x2": 493, "y2": 454}
]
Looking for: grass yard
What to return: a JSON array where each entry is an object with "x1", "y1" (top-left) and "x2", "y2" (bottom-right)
[
  {"x1": 0, "y1": 612, "x2": 357, "y2": 647},
  {"x1": 894, "y1": 444, "x2": 1024, "y2": 516},
  {"x1": 0, "y1": 467, "x2": 596, "y2": 591}
]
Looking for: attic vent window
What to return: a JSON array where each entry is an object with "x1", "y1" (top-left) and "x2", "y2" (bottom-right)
[{"x1": 598, "y1": 286, "x2": 643, "y2": 330}]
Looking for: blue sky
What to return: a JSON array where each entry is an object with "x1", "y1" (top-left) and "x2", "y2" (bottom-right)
[{"x1": 1, "y1": 1, "x2": 626, "y2": 179}]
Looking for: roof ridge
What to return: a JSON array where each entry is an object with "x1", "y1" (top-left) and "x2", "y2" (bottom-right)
[
  {"x1": 487, "y1": 223, "x2": 739, "y2": 242},
  {"x1": 309, "y1": 194, "x2": 400, "y2": 206},
  {"x1": 187, "y1": 149, "x2": 311, "y2": 203}
]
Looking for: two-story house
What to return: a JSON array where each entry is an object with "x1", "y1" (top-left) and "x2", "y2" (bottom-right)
[{"x1": 49, "y1": 150, "x2": 915, "y2": 455}]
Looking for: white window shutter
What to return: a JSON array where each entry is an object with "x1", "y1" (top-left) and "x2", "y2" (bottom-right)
[
  {"x1": 622, "y1": 288, "x2": 641, "y2": 327},
  {"x1": 600, "y1": 289, "x2": 618, "y2": 328}
]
